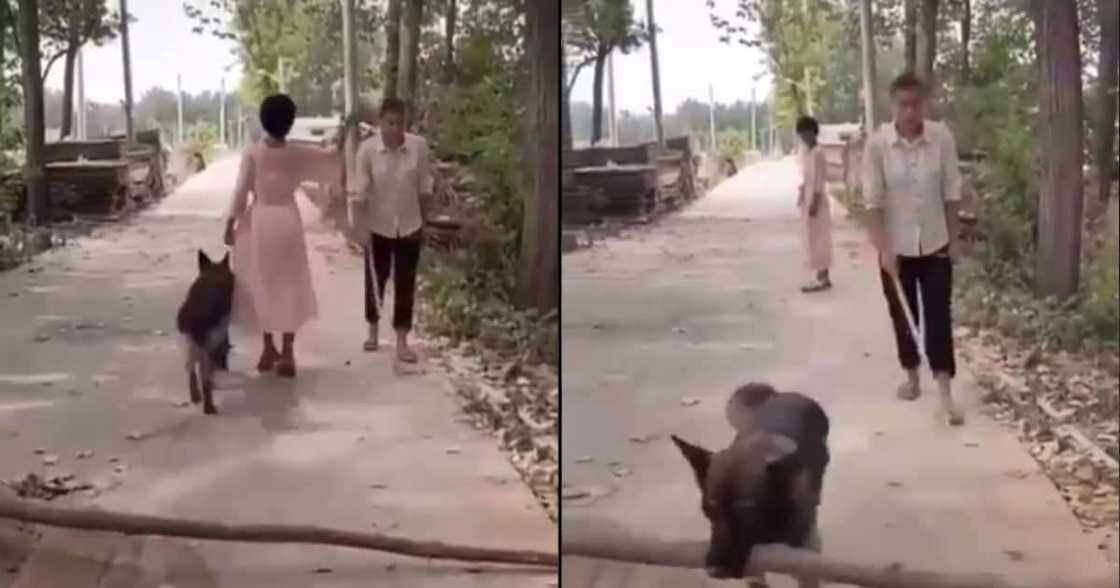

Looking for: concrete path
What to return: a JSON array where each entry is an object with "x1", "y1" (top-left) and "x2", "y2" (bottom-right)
[
  {"x1": 0, "y1": 155, "x2": 556, "y2": 587},
  {"x1": 560, "y1": 158, "x2": 1114, "y2": 586}
]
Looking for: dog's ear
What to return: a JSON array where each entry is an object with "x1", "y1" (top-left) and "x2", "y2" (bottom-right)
[
  {"x1": 198, "y1": 250, "x2": 213, "y2": 272},
  {"x1": 218, "y1": 252, "x2": 230, "y2": 269},
  {"x1": 671, "y1": 434, "x2": 712, "y2": 490}
]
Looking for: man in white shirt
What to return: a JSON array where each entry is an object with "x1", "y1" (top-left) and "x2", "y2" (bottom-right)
[
  {"x1": 862, "y1": 72, "x2": 965, "y2": 426},
  {"x1": 347, "y1": 97, "x2": 434, "y2": 363}
]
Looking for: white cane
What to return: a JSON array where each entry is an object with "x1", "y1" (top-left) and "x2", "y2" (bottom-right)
[{"x1": 889, "y1": 273, "x2": 925, "y2": 360}]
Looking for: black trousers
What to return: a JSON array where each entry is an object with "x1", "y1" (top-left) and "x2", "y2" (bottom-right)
[
  {"x1": 364, "y1": 230, "x2": 422, "y2": 332},
  {"x1": 878, "y1": 247, "x2": 956, "y2": 378}
]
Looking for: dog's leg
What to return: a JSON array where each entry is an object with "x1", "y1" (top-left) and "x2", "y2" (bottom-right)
[
  {"x1": 187, "y1": 342, "x2": 201, "y2": 404},
  {"x1": 797, "y1": 526, "x2": 822, "y2": 588},
  {"x1": 200, "y1": 350, "x2": 217, "y2": 415}
]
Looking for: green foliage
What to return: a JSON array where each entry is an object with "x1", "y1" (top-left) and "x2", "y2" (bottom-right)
[
  {"x1": 949, "y1": 5, "x2": 1117, "y2": 359},
  {"x1": 185, "y1": 121, "x2": 218, "y2": 161},
  {"x1": 947, "y1": 6, "x2": 1039, "y2": 276},
  {"x1": 184, "y1": 0, "x2": 382, "y2": 114},
  {"x1": 716, "y1": 128, "x2": 750, "y2": 163},
  {"x1": 431, "y1": 33, "x2": 525, "y2": 294}
]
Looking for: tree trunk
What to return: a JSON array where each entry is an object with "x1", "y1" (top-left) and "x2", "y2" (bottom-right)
[
  {"x1": 562, "y1": 57, "x2": 573, "y2": 151},
  {"x1": 518, "y1": 0, "x2": 559, "y2": 312},
  {"x1": 859, "y1": 0, "x2": 879, "y2": 131},
  {"x1": 383, "y1": 0, "x2": 402, "y2": 99},
  {"x1": 60, "y1": 47, "x2": 76, "y2": 138},
  {"x1": 904, "y1": 0, "x2": 917, "y2": 72},
  {"x1": 398, "y1": 0, "x2": 423, "y2": 122},
  {"x1": 18, "y1": 0, "x2": 47, "y2": 225},
  {"x1": 915, "y1": 0, "x2": 939, "y2": 83},
  {"x1": 1095, "y1": 0, "x2": 1118, "y2": 203},
  {"x1": 1033, "y1": 0, "x2": 1085, "y2": 300},
  {"x1": 590, "y1": 48, "x2": 607, "y2": 145},
  {"x1": 961, "y1": 0, "x2": 971, "y2": 82},
  {"x1": 646, "y1": 0, "x2": 664, "y2": 148},
  {"x1": 443, "y1": 0, "x2": 456, "y2": 81},
  {"x1": 120, "y1": 0, "x2": 135, "y2": 145}
]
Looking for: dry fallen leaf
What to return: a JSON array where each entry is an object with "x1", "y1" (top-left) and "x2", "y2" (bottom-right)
[{"x1": 680, "y1": 397, "x2": 701, "y2": 407}]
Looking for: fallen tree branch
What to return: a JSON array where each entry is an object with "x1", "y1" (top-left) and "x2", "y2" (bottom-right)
[
  {"x1": 560, "y1": 518, "x2": 1115, "y2": 588},
  {"x1": 0, "y1": 496, "x2": 556, "y2": 568}
]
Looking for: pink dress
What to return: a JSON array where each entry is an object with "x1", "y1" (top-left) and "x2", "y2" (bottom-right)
[
  {"x1": 798, "y1": 145, "x2": 833, "y2": 272},
  {"x1": 228, "y1": 141, "x2": 340, "y2": 334}
]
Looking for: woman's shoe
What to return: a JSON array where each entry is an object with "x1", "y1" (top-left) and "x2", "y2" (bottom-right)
[
  {"x1": 257, "y1": 348, "x2": 280, "y2": 373},
  {"x1": 276, "y1": 355, "x2": 296, "y2": 378}
]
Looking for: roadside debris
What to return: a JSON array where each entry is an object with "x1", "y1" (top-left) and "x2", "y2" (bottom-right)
[
  {"x1": 3, "y1": 473, "x2": 94, "y2": 501},
  {"x1": 961, "y1": 328, "x2": 1119, "y2": 533}
]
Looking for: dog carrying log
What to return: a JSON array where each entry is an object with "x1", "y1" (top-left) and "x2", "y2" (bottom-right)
[
  {"x1": 560, "y1": 517, "x2": 1115, "y2": 588},
  {"x1": 0, "y1": 496, "x2": 556, "y2": 568}
]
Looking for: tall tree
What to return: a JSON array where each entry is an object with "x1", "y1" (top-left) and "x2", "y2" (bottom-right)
[
  {"x1": 1094, "y1": 0, "x2": 1117, "y2": 203},
  {"x1": 443, "y1": 0, "x2": 456, "y2": 80},
  {"x1": 383, "y1": 0, "x2": 402, "y2": 99},
  {"x1": 904, "y1": 0, "x2": 917, "y2": 72},
  {"x1": 398, "y1": 0, "x2": 423, "y2": 120},
  {"x1": 519, "y1": 0, "x2": 558, "y2": 311},
  {"x1": 564, "y1": 0, "x2": 642, "y2": 146},
  {"x1": 40, "y1": 0, "x2": 119, "y2": 138},
  {"x1": 915, "y1": 0, "x2": 939, "y2": 83},
  {"x1": 1032, "y1": 0, "x2": 1085, "y2": 299},
  {"x1": 16, "y1": 0, "x2": 47, "y2": 224},
  {"x1": 959, "y1": 0, "x2": 971, "y2": 81}
]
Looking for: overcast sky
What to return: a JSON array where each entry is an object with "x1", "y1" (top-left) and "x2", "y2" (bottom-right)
[
  {"x1": 570, "y1": 0, "x2": 772, "y2": 113},
  {"x1": 46, "y1": 2, "x2": 242, "y2": 102}
]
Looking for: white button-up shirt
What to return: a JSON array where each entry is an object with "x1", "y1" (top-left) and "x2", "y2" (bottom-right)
[
  {"x1": 862, "y1": 120, "x2": 962, "y2": 257},
  {"x1": 350, "y1": 132, "x2": 434, "y2": 238}
]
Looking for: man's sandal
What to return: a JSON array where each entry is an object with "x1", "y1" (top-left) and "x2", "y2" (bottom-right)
[
  {"x1": 897, "y1": 380, "x2": 921, "y2": 400},
  {"x1": 800, "y1": 279, "x2": 832, "y2": 293},
  {"x1": 397, "y1": 346, "x2": 419, "y2": 364},
  {"x1": 363, "y1": 338, "x2": 380, "y2": 352}
]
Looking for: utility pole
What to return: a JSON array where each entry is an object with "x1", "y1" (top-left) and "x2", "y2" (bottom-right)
[
  {"x1": 342, "y1": 0, "x2": 360, "y2": 208},
  {"x1": 707, "y1": 84, "x2": 716, "y2": 153},
  {"x1": 858, "y1": 0, "x2": 879, "y2": 131},
  {"x1": 120, "y1": 0, "x2": 134, "y2": 144},
  {"x1": 177, "y1": 74, "x2": 184, "y2": 144},
  {"x1": 219, "y1": 77, "x2": 226, "y2": 147},
  {"x1": 278, "y1": 57, "x2": 287, "y2": 93},
  {"x1": 750, "y1": 85, "x2": 758, "y2": 152},
  {"x1": 646, "y1": 0, "x2": 665, "y2": 149},
  {"x1": 608, "y1": 52, "x2": 618, "y2": 146},
  {"x1": 76, "y1": 47, "x2": 86, "y2": 140}
]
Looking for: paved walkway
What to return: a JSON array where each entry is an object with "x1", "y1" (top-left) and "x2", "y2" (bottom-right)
[
  {"x1": 560, "y1": 158, "x2": 1115, "y2": 586},
  {"x1": 0, "y1": 155, "x2": 556, "y2": 587}
]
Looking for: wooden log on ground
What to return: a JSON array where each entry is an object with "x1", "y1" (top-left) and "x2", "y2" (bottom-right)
[
  {"x1": 560, "y1": 518, "x2": 1114, "y2": 588},
  {"x1": 0, "y1": 496, "x2": 556, "y2": 568}
]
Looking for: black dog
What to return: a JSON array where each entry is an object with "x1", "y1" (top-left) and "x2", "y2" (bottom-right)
[
  {"x1": 176, "y1": 250, "x2": 234, "y2": 415},
  {"x1": 671, "y1": 383, "x2": 830, "y2": 586}
]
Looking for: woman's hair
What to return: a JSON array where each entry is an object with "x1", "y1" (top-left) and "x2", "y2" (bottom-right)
[
  {"x1": 259, "y1": 94, "x2": 297, "y2": 139},
  {"x1": 795, "y1": 116, "x2": 819, "y2": 135}
]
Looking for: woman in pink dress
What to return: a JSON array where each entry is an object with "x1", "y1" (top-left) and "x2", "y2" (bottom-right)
[
  {"x1": 796, "y1": 116, "x2": 833, "y2": 293},
  {"x1": 223, "y1": 94, "x2": 343, "y2": 377}
]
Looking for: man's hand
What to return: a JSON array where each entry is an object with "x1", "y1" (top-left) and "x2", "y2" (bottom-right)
[
  {"x1": 947, "y1": 238, "x2": 962, "y2": 264},
  {"x1": 808, "y1": 192, "x2": 821, "y2": 218}
]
